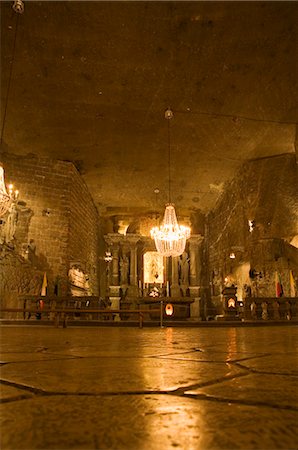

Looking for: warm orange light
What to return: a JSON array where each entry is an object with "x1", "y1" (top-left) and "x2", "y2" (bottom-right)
[
  {"x1": 165, "y1": 303, "x2": 174, "y2": 316},
  {"x1": 228, "y1": 298, "x2": 236, "y2": 308}
]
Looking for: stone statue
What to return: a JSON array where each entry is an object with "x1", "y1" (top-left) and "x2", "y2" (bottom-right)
[
  {"x1": 27, "y1": 239, "x2": 36, "y2": 264},
  {"x1": 120, "y1": 255, "x2": 129, "y2": 285},
  {"x1": 285, "y1": 301, "x2": 292, "y2": 320},
  {"x1": 244, "y1": 284, "x2": 252, "y2": 297},
  {"x1": 250, "y1": 300, "x2": 257, "y2": 319},
  {"x1": 179, "y1": 252, "x2": 190, "y2": 285},
  {"x1": 3, "y1": 203, "x2": 18, "y2": 244},
  {"x1": 150, "y1": 258, "x2": 159, "y2": 280}
]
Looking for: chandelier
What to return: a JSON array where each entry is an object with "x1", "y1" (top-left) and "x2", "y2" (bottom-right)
[
  {"x1": 150, "y1": 109, "x2": 191, "y2": 257},
  {"x1": 0, "y1": 165, "x2": 18, "y2": 217}
]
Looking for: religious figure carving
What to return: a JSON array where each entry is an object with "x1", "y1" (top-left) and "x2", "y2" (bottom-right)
[
  {"x1": 285, "y1": 301, "x2": 292, "y2": 320},
  {"x1": 120, "y1": 255, "x2": 129, "y2": 285},
  {"x1": 27, "y1": 239, "x2": 36, "y2": 264},
  {"x1": 150, "y1": 258, "x2": 159, "y2": 280},
  {"x1": 244, "y1": 284, "x2": 252, "y2": 297},
  {"x1": 250, "y1": 300, "x2": 257, "y2": 319},
  {"x1": 179, "y1": 252, "x2": 190, "y2": 285},
  {"x1": 1, "y1": 203, "x2": 18, "y2": 244}
]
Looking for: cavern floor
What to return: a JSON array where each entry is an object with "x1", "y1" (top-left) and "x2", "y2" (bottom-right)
[{"x1": 0, "y1": 326, "x2": 297, "y2": 450}]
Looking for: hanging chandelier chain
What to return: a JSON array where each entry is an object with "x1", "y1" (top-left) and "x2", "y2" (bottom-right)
[
  {"x1": 150, "y1": 108, "x2": 191, "y2": 257},
  {"x1": 0, "y1": 13, "x2": 19, "y2": 146},
  {"x1": 165, "y1": 107, "x2": 173, "y2": 204},
  {"x1": 167, "y1": 117, "x2": 171, "y2": 204}
]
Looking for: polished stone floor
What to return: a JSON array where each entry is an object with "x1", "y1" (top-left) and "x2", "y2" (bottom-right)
[{"x1": 0, "y1": 325, "x2": 297, "y2": 450}]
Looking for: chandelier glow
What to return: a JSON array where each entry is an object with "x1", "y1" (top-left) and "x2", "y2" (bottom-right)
[
  {"x1": 150, "y1": 204, "x2": 190, "y2": 257},
  {"x1": 150, "y1": 109, "x2": 191, "y2": 257},
  {"x1": 0, "y1": 166, "x2": 19, "y2": 217}
]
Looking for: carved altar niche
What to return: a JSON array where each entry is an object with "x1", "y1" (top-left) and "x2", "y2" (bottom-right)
[
  {"x1": 68, "y1": 264, "x2": 91, "y2": 296},
  {"x1": 143, "y1": 251, "x2": 164, "y2": 284}
]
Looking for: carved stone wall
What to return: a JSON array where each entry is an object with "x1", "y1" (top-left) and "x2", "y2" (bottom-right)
[
  {"x1": 0, "y1": 249, "x2": 43, "y2": 317},
  {"x1": 207, "y1": 154, "x2": 298, "y2": 314},
  {"x1": 0, "y1": 153, "x2": 99, "y2": 309},
  {"x1": 68, "y1": 163, "x2": 99, "y2": 295}
]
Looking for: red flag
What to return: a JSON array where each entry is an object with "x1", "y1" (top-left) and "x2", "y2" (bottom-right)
[{"x1": 275, "y1": 271, "x2": 283, "y2": 298}]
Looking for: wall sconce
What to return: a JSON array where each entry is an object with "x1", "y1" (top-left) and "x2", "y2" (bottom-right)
[
  {"x1": 229, "y1": 252, "x2": 236, "y2": 259},
  {"x1": 0, "y1": 165, "x2": 19, "y2": 217},
  {"x1": 12, "y1": 0, "x2": 24, "y2": 14},
  {"x1": 248, "y1": 220, "x2": 255, "y2": 233},
  {"x1": 42, "y1": 209, "x2": 51, "y2": 217},
  {"x1": 104, "y1": 251, "x2": 113, "y2": 263},
  {"x1": 249, "y1": 269, "x2": 263, "y2": 279}
]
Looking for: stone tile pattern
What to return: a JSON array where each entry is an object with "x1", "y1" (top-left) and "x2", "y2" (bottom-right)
[{"x1": 0, "y1": 325, "x2": 297, "y2": 449}]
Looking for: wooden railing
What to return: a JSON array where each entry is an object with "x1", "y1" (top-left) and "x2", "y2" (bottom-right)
[
  {"x1": 0, "y1": 307, "x2": 162, "y2": 328},
  {"x1": 242, "y1": 297, "x2": 298, "y2": 321}
]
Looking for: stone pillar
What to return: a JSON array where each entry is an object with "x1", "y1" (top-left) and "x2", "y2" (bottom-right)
[
  {"x1": 171, "y1": 256, "x2": 180, "y2": 297},
  {"x1": 130, "y1": 245, "x2": 137, "y2": 285},
  {"x1": 104, "y1": 233, "x2": 122, "y2": 296},
  {"x1": 109, "y1": 295, "x2": 121, "y2": 322},
  {"x1": 125, "y1": 235, "x2": 140, "y2": 297},
  {"x1": 189, "y1": 235, "x2": 204, "y2": 298},
  {"x1": 190, "y1": 298, "x2": 202, "y2": 321},
  {"x1": 112, "y1": 244, "x2": 119, "y2": 286},
  {"x1": 128, "y1": 243, "x2": 138, "y2": 296}
]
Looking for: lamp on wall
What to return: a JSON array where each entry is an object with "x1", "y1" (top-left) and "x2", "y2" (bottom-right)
[
  {"x1": 0, "y1": 165, "x2": 18, "y2": 217},
  {"x1": 104, "y1": 251, "x2": 113, "y2": 263},
  {"x1": 12, "y1": 0, "x2": 24, "y2": 14},
  {"x1": 150, "y1": 109, "x2": 190, "y2": 257}
]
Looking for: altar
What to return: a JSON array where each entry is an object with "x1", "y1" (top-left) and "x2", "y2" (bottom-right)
[
  {"x1": 140, "y1": 297, "x2": 194, "y2": 321},
  {"x1": 104, "y1": 232, "x2": 204, "y2": 321}
]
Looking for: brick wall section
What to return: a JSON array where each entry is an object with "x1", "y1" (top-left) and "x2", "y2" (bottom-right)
[
  {"x1": 0, "y1": 153, "x2": 99, "y2": 301},
  {"x1": 68, "y1": 165, "x2": 99, "y2": 294}
]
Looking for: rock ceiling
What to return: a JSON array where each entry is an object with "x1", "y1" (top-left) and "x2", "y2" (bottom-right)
[{"x1": 1, "y1": 1, "x2": 297, "y2": 220}]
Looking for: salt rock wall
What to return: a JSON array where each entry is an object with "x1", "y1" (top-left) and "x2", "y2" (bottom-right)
[
  {"x1": 0, "y1": 153, "x2": 99, "y2": 310},
  {"x1": 207, "y1": 153, "x2": 298, "y2": 312}
]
